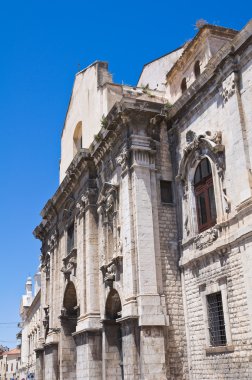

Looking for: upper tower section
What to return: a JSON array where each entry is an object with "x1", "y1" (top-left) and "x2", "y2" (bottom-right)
[
  {"x1": 165, "y1": 24, "x2": 238, "y2": 103},
  {"x1": 60, "y1": 61, "x2": 122, "y2": 183}
]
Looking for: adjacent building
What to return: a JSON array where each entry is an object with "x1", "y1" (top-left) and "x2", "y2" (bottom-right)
[
  {"x1": 32, "y1": 20, "x2": 252, "y2": 379},
  {"x1": 0, "y1": 348, "x2": 20, "y2": 380},
  {"x1": 18, "y1": 274, "x2": 41, "y2": 380}
]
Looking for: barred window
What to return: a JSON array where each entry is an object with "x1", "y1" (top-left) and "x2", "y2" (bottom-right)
[{"x1": 207, "y1": 291, "x2": 227, "y2": 346}]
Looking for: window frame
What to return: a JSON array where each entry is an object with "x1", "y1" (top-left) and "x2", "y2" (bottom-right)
[
  {"x1": 200, "y1": 278, "x2": 233, "y2": 353},
  {"x1": 194, "y1": 158, "x2": 217, "y2": 233},
  {"x1": 206, "y1": 291, "x2": 227, "y2": 346},
  {"x1": 160, "y1": 180, "x2": 173, "y2": 204}
]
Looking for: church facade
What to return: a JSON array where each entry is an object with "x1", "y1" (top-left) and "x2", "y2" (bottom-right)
[{"x1": 33, "y1": 21, "x2": 252, "y2": 379}]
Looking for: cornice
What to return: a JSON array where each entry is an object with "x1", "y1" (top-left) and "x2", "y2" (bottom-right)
[{"x1": 34, "y1": 97, "x2": 163, "y2": 239}]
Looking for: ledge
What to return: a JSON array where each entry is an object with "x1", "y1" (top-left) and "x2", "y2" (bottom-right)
[{"x1": 205, "y1": 345, "x2": 234, "y2": 355}]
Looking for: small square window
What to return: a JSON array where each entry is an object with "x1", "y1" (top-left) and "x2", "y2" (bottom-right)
[
  {"x1": 207, "y1": 291, "x2": 227, "y2": 346},
  {"x1": 160, "y1": 181, "x2": 173, "y2": 204}
]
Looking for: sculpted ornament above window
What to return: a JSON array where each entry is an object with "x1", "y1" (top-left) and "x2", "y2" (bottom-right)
[
  {"x1": 178, "y1": 130, "x2": 225, "y2": 183},
  {"x1": 184, "y1": 130, "x2": 223, "y2": 155},
  {"x1": 194, "y1": 226, "x2": 219, "y2": 250}
]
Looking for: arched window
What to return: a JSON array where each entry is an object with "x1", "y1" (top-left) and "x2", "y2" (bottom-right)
[
  {"x1": 194, "y1": 60, "x2": 201, "y2": 79},
  {"x1": 73, "y1": 121, "x2": 82, "y2": 156},
  {"x1": 181, "y1": 77, "x2": 187, "y2": 93},
  {"x1": 194, "y1": 158, "x2": 216, "y2": 232}
]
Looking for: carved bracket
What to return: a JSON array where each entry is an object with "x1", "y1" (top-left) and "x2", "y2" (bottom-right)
[
  {"x1": 116, "y1": 145, "x2": 130, "y2": 173},
  {"x1": 61, "y1": 248, "x2": 77, "y2": 279},
  {"x1": 100, "y1": 255, "x2": 123, "y2": 287},
  {"x1": 97, "y1": 183, "x2": 119, "y2": 221}
]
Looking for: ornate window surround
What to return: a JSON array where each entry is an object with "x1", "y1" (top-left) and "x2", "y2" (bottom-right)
[{"x1": 177, "y1": 130, "x2": 227, "y2": 242}]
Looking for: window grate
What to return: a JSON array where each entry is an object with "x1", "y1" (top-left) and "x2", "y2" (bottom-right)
[{"x1": 207, "y1": 291, "x2": 227, "y2": 346}]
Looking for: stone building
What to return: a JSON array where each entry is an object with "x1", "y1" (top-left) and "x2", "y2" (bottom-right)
[
  {"x1": 33, "y1": 20, "x2": 252, "y2": 379},
  {"x1": 18, "y1": 274, "x2": 41, "y2": 380},
  {"x1": 0, "y1": 348, "x2": 21, "y2": 380}
]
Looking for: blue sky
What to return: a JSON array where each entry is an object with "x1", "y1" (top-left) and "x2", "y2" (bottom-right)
[{"x1": 0, "y1": 0, "x2": 251, "y2": 345}]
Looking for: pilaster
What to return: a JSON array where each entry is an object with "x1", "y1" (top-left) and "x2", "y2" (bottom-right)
[{"x1": 130, "y1": 134, "x2": 168, "y2": 327}]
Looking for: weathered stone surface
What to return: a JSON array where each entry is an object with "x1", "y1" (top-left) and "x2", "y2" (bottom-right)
[{"x1": 27, "y1": 20, "x2": 252, "y2": 380}]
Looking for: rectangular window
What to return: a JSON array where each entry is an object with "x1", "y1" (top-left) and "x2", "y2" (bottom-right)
[
  {"x1": 207, "y1": 291, "x2": 227, "y2": 346},
  {"x1": 67, "y1": 223, "x2": 75, "y2": 254},
  {"x1": 160, "y1": 181, "x2": 173, "y2": 203}
]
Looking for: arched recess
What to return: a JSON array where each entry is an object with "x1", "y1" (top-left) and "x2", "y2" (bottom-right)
[
  {"x1": 63, "y1": 281, "x2": 78, "y2": 319},
  {"x1": 105, "y1": 289, "x2": 122, "y2": 320},
  {"x1": 194, "y1": 60, "x2": 201, "y2": 79},
  {"x1": 104, "y1": 289, "x2": 124, "y2": 379},
  {"x1": 177, "y1": 130, "x2": 228, "y2": 238},
  {"x1": 73, "y1": 121, "x2": 82, "y2": 157},
  {"x1": 59, "y1": 281, "x2": 78, "y2": 380}
]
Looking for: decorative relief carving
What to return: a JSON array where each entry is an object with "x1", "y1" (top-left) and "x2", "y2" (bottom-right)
[
  {"x1": 41, "y1": 252, "x2": 51, "y2": 280},
  {"x1": 61, "y1": 248, "x2": 77, "y2": 280},
  {"x1": 48, "y1": 229, "x2": 58, "y2": 251},
  {"x1": 97, "y1": 183, "x2": 118, "y2": 221},
  {"x1": 43, "y1": 306, "x2": 49, "y2": 337},
  {"x1": 100, "y1": 255, "x2": 123, "y2": 287},
  {"x1": 184, "y1": 130, "x2": 223, "y2": 155},
  {"x1": 221, "y1": 72, "x2": 236, "y2": 103},
  {"x1": 62, "y1": 197, "x2": 76, "y2": 222},
  {"x1": 116, "y1": 146, "x2": 130, "y2": 173},
  {"x1": 98, "y1": 182, "x2": 122, "y2": 268},
  {"x1": 76, "y1": 194, "x2": 86, "y2": 215},
  {"x1": 194, "y1": 227, "x2": 219, "y2": 250},
  {"x1": 178, "y1": 130, "x2": 225, "y2": 182}
]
